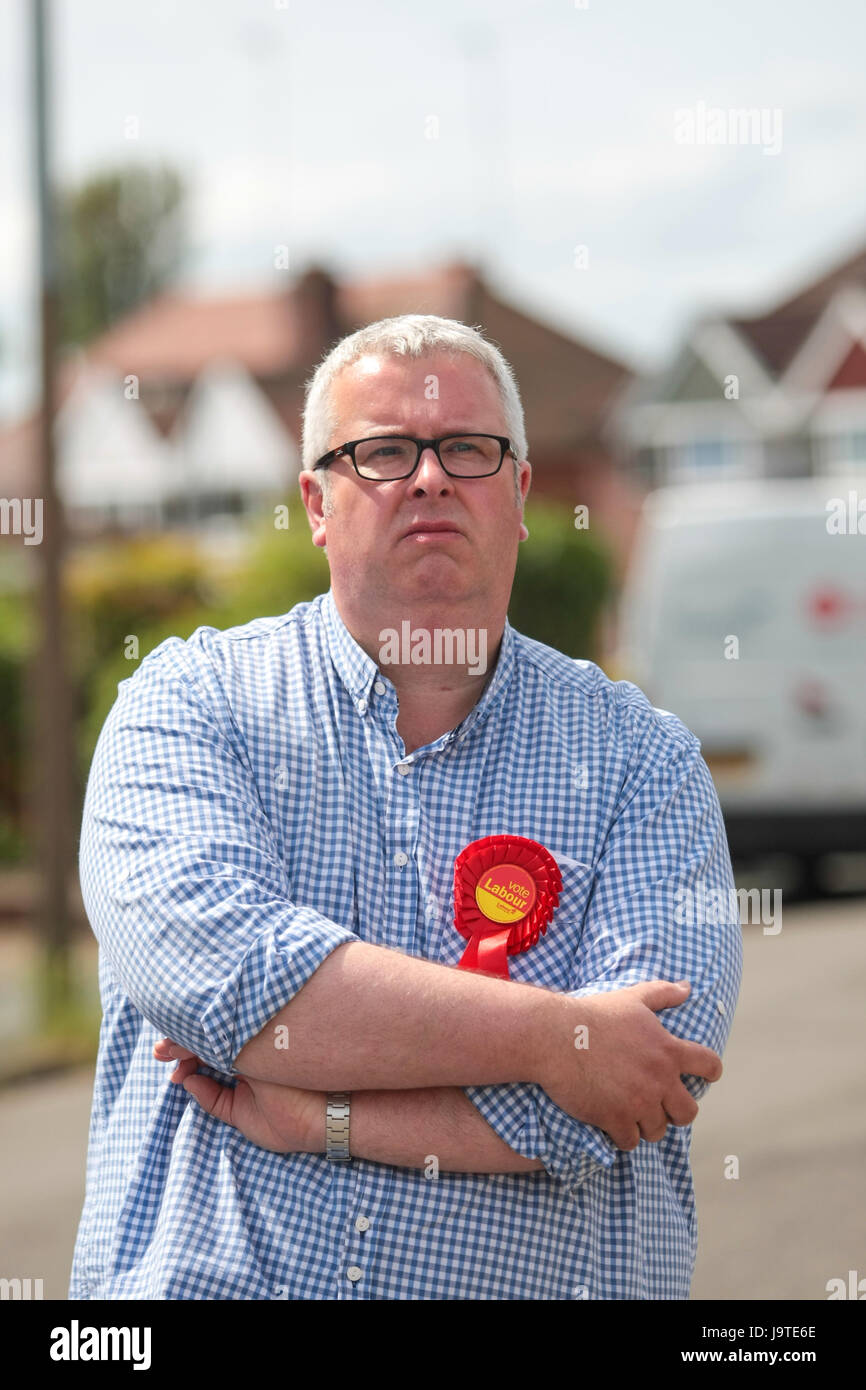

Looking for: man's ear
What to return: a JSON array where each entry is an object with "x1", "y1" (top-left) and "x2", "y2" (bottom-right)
[
  {"x1": 298, "y1": 470, "x2": 328, "y2": 548},
  {"x1": 518, "y1": 460, "x2": 531, "y2": 541}
]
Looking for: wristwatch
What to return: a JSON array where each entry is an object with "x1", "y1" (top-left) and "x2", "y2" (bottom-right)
[{"x1": 326, "y1": 1092, "x2": 351, "y2": 1162}]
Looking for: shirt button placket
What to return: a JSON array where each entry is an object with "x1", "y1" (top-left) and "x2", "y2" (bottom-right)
[
  {"x1": 344, "y1": 1213, "x2": 372, "y2": 1293},
  {"x1": 389, "y1": 757, "x2": 420, "y2": 954}
]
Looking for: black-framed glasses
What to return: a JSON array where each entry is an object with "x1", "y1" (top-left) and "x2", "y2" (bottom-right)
[{"x1": 312, "y1": 434, "x2": 516, "y2": 481}]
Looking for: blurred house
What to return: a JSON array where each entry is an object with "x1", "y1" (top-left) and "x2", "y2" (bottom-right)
[
  {"x1": 614, "y1": 239, "x2": 866, "y2": 488},
  {"x1": 0, "y1": 262, "x2": 636, "y2": 561}
]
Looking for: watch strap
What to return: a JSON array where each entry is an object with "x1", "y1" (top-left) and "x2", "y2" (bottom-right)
[{"x1": 326, "y1": 1091, "x2": 351, "y2": 1162}]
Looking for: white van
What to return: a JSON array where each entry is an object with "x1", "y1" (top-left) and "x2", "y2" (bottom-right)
[{"x1": 616, "y1": 479, "x2": 866, "y2": 868}]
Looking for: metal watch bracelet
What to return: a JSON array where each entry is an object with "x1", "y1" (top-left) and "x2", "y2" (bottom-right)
[{"x1": 326, "y1": 1092, "x2": 351, "y2": 1162}]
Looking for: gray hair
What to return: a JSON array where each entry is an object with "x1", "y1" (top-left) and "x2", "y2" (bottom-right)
[{"x1": 301, "y1": 314, "x2": 528, "y2": 513}]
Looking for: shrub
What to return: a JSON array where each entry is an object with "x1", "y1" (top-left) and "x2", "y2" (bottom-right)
[{"x1": 509, "y1": 500, "x2": 614, "y2": 660}]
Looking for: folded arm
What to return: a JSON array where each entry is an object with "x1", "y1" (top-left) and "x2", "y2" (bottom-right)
[{"x1": 161, "y1": 1054, "x2": 546, "y2": 1172}]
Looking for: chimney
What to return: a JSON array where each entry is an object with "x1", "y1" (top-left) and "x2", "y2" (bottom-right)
[{"x1": 294, "y1": 266, "x2": 340, "y2": 364}]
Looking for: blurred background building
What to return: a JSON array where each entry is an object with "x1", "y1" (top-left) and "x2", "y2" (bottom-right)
[{"x1": 616, "y1": 239, "x2": 866, "y2": 487}]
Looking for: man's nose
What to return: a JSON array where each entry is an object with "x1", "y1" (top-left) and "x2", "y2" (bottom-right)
[{"x1": 411, "y1": 445, "x2": 453, "y2": 489}]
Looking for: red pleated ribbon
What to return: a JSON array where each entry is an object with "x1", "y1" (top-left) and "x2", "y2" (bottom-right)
[{"x1": 453, "y1": 835, "x2": 562, "y2": 979}]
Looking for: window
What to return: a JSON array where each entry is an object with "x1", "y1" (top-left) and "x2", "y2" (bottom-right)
[{"x1": 666, "y1": 438, "x2": 757, "y2": 484}]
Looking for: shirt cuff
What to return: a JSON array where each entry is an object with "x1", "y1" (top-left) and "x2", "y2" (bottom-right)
[
  {"x1": 194, "y1": 908, "x2": 359, "y2": 1076},
  {"x1": 463, "y1": 1080, "x2": 618, "y2": 1186}
]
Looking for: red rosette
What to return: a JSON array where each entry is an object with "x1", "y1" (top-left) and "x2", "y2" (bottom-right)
[{"x1": 452, "y1": 834, "x2": 562, "y2": 979}]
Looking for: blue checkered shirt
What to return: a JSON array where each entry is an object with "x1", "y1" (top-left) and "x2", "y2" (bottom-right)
[{"x1": 70, "y1": 588, "x2": 741, "y2": 1300}]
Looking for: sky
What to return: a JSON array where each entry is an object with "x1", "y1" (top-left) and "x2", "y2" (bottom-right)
[{"x1": 2, "y1": 0, "x2": 866, "y2": 420}]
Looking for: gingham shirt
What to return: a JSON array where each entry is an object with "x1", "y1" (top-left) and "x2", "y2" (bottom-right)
[{"x1": 70, "y1": 587, "x2": 741, "y2": 1301}]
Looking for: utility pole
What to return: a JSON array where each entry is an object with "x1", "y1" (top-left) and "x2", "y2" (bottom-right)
[{"x1": 31, "y1": 0, "x2": 74, "y2": 1015}]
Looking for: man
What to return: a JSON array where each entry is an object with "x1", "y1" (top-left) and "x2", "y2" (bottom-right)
[{"x1": 70, "y1": 314, "x2": 741, "y2": 1300}]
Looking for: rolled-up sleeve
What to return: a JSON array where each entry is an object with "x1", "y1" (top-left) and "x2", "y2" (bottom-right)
[
  {"x1": 464, "y1": 717, "x2": 743, "y2": 1186},
  {"x1": 79, "y1": 632, "x2": 358, "y2": 1075}
]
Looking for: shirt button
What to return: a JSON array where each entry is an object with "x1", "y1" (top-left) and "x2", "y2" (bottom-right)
[
  {"x1": 374, "y1": 681, "x2": 386, "y2": 695},
  {"x1": 717, "y1": 999, "x2": 726, "y2": 1015},
  {"x1": 354, "y1": 1216, "x2": 371, "y2": 1232},
  {"x1": 357, "y1": 698, "x2": 367, "y2": 714},
  {"x1": 346, "y1": 1265, "x2": 362, "y2": 1282},
  {"x1": 396, "y1": 762, "x2": 412, "y2": 776},
  {"x1": 393, "y1": 851, "x2": 408, "y2": 867}
]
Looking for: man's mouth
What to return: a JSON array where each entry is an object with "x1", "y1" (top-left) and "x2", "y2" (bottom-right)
[{"x1": 402, "y1": 521, "x2": 464, "y2": 539}]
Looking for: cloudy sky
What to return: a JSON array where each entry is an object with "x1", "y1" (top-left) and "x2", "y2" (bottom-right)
[{"x1": 2, "y1": 0, "x2": 866, "y2": 419}]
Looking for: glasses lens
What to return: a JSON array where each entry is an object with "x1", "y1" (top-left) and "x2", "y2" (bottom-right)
[
  {"x1": 354, "y1": 438, "x2": 417, "y2": 479},
  {"x1": 354, "y1": 436, "x2": 503, "y2": 478},
  {"x1": 439, "y1": 437, "x2": 503, "y2": 475}
]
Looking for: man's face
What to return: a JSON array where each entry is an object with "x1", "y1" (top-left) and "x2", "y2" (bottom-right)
[{"x1": 300, "y1": 351, "x2": 531, "y2": 616}]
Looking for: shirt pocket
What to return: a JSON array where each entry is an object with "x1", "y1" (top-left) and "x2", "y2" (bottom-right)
[{"x1": 506, "y1": 852, "x2": 596, "y2": 993}]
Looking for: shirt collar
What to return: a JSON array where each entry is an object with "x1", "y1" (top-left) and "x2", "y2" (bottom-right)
[
  {"x1": 320, "y1": 587, "x2": 517, "y2": 734},
  {"x1": 321, "y1": 588, "x2": 380, "y2": 703}
]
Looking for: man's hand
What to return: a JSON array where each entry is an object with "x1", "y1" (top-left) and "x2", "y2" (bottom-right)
[
  {"x1": 539, "y1": 980, "x2": 723, "y2": 1150},
  {"x1": 155, "y1": 1043, "x2": 325, "y2": 1155}
]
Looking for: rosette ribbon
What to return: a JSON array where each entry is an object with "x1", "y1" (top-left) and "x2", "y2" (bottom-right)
[{"x1": 453, "y1": 834, "x2": 562, "y2": 979}]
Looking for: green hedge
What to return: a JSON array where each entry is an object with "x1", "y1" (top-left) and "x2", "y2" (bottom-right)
[
  {"x1": 77, "y1": 503, "x2": 330, "y2": 770},
  {"x1": 509, "y1": 500, "x2": 613, "y2": 659}
]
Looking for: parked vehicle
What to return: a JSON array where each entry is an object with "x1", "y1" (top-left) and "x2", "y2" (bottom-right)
[{"x1": 616, "y1": 479, "x2": 866, "y2": 872}]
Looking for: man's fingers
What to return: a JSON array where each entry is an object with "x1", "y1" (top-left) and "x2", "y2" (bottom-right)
[
  {"x1": 679, "y1": 1041, "x2": 723, "y2": 1083},
  {"x1": 178, "y1": 1070, "x2": 236, "y2": 1124},
  {"x1": 153, "y1": 1038, "x2": 197, "y2": 1062},
  {"x1": 612, "y1": 1081, "x2": 701, "y2": 1146},
  {"x1": 609, "y1": 1120, "x2": 642, "y2": 1151},
  {"x1": 158, "y1": 1046, "x2": 246, "y2": 1135},
  {"x1": 631, "y1": 979, "x2": 691, "y2": 1013},
  {"x1": 168, "y1": 1056, "x2": 199, "y2": 1085},
  {"x1": 662, "y1": 1085, "x2": 699, "y2": 1128},
  {"x1": 637, "y1": 1107, "x2": 669, "y2": 1143}
]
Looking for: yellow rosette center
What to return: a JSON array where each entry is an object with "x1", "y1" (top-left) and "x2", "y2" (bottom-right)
[{"x1": 474, "y1": 864, "x2": 537, "y2": 924}]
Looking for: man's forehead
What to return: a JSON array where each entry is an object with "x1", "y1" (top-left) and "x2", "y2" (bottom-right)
[
  {"x1": 331, "y1": 351, "x2": 501, "y2": 417},
  {"x1": 336, "y1": 350, "x2": 492, "y2": 387}
]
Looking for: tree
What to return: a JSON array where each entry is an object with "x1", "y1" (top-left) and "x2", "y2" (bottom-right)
[{"x1": 58, "y1": 162, "x2": 186, "y2": 346}]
